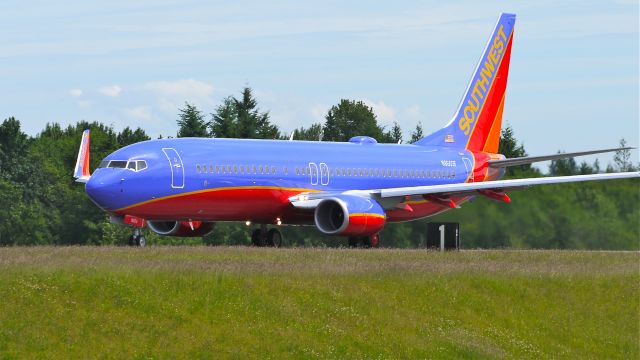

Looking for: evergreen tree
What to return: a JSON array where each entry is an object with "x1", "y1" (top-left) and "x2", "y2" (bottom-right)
[
  {"x1": 210, "y1": 87, "x2": 280, "y2": 139},
  {"x1": 410, "y1": 122, "x2": 424, "y2": 143},
  {"x1": 292, "y1": 123, "x2": 323, "y2": 141},
  {"x1": 498, "y1": 125, "x2": 532, "y2": 176},
  {"x1": 549, "y1": 156, "x2": 579, "y2": 176},
  {"x1": 177, "y1": 102, "x2": 209, "y2": 138},
  {"x1": 210, "y1": 97, "x2": 238, "y2": 138},
  {"x1": 322, "y1": 99, "x2": 385, "y2": 142},
  {"x1": 386, "y1": 121, "x2": 403, "y2": 143},
  {"x1": 117, "y1": 127, "x2": 150, "y2": 147},
  {"x1": 613, "y1": 138, "x2": 633, "y2": 171}
]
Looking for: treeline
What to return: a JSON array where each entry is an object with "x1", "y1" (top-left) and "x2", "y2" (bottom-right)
[{"x1": 0, "y1": 87, "x2": 638, "y2": 248}]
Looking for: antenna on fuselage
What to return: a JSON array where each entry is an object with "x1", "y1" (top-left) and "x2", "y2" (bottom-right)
[{"x1": 289, "y1": 131, "x2": 295, "y2": 141}]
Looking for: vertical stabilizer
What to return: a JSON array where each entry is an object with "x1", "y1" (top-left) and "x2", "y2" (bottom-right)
[
  {"x1": 415, "y1": 13, "x2": 515, "y2": 153},
  {"x1": 73, "y1": 129, "x2": 91, "y2": 183}
]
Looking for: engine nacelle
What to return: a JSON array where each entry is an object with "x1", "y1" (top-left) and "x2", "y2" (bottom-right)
[
  {"x1": 314, "y1": 195, "x2": 386, "y2": 236},
  {"x1": 147, "y1": 220, "x2": 215, "y2": 237}
]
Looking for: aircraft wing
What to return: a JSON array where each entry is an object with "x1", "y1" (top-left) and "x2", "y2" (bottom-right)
[
  {"x1": 376, "y1": 172, "x2": 640, "y2": 198},
  {"x1": 290, "y1": 172, "x2": 640, "y2": 209}
]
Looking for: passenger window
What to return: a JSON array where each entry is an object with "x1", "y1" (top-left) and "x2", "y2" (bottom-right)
[
  {"x1": 234, "y1": 165, "x2": 238, "y2": 174},
  {"x1": 227, "y1": 165, "x2": 232, "y2": 173},
  {"x1": 210, "y1": 165, "x2": 214, "y2": 173},
  {"x1": 271, "y1": 167, "x2": 276, "y2": 174},
  {"x1": 216, "y1": 165, "x2": 220, "y2": 173},
  {"x1": 196, "y1": 165, "x2": 201, "y2": 173}
]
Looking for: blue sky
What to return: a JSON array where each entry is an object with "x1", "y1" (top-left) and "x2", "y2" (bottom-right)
[{"x1": 1, "y1": 1, "x2": 638, "y2": 168}]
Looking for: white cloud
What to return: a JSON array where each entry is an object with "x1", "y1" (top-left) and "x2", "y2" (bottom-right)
[
  {"x1": 142, "y1": 79, "x2": 215, "y2": 115},
  {"x1": 69, "y1": 88, "x2": 82, "y2": 97},
  {"x1": 124, "y1": 106, "x2": 152, "y2": 122},
  {"x1": 99, "y1": 85, "x2": 122, "y2": 97},
  {"x1": 310, "y1": 104, "x2": 328, "y2": 122},
  {"x1": 77, "y1": 100, "x2": 91, "y2": 108},
  {"x1": 362, "y1": 99, "x2": 396, "y2": 124},
  {"x1": 144, "y1": 79, "x2": 213, "y2": 99}
]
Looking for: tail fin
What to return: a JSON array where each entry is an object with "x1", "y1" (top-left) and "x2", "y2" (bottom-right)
[
  {"x1": 415, "y1": 13, "x2": 516, "y2": 153},
  {"x1": 73, "y1": 129, "x2": 91, "y2": 183}
]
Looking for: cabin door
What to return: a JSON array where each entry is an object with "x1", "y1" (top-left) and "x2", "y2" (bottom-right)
[{"x1": 162, "y1": 148, "x2": 185, "y2": 189}]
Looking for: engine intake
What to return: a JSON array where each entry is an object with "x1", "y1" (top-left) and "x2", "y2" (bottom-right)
[{"x1": 314, "y1": 196, "x2": 385, "y2": 236}]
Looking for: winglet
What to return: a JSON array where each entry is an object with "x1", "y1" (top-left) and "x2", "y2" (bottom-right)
[{"x1": 73, "y1": 130, "x2": 91, "y2": 183}]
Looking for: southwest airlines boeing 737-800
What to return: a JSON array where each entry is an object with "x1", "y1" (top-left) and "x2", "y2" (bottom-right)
[{"x1": 74, "y1": 13, "x2": 639, "y2": 246}]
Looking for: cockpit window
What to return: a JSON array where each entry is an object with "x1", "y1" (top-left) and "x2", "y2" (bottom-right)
[
  {"x1": 108, "y1": 160, "x2": 128, "y2": 168},
  {"x1": 99, "y1": 159, "x2": 148, "y2": 171},
  {"x1": 136, "y1": 160, "x2": 147, "y2": 171}
]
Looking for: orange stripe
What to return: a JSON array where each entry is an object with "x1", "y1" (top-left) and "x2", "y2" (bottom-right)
[{"x1": 482, "y1": 93, "x2": 506, "y2": 153}]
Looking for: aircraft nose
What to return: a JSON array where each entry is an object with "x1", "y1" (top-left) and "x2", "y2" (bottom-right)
[{"x1": 85, "y1": 172, "x2": 122, "y2": 210}]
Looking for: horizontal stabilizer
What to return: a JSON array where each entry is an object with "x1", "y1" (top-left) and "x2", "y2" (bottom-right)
[{"x1": 489, "y1": 147, "x2": 635, "y2": 168}]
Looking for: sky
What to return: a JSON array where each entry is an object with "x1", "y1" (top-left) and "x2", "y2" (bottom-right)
[{"x1": 1, "y1": 0, "x2": 638, "y2": 168}]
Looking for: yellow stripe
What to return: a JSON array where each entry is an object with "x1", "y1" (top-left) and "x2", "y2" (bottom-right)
[
  {"x1": 115, "y1": 186, "x2": 319, "y2": 212},
  {"x1": 464, "y1": 32, "x2": 513, "y2": 151}
]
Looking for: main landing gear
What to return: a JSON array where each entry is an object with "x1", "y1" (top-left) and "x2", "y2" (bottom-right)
[
  {"x1": 251, "y1": 224, "x2": 283, "y2": 247},
  {"x1": 128, "y1": 228, "x2": 147, "y2": 247},
  {"x1": 348, "y1": 233, "x2": 380, "y2": 248}
]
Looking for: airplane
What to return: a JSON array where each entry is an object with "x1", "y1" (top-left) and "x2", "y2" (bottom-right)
[{"x1": 74, "y1": 13, "x2": 639, "y2": 247}]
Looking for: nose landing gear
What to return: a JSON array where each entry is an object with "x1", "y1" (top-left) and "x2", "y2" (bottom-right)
[{"x1": 128, "y1": 228, "x2": 147, "y2": 247}]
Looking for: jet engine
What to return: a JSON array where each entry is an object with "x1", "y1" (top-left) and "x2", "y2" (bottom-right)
[
  {"x1": 147, "y1": 220, "x2": 215, "y2": 237},
  {"x1": 314, "y1": 195, "x2": 386, "y2": 236}
]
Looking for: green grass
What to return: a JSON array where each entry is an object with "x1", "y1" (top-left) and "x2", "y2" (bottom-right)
[{"x1": 0, "y1": 247, "x2": 637, "y2": 359}]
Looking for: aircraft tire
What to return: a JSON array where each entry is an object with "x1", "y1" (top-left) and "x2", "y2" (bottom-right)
[
  {"x1": 128, "y1": 235, "x2": 136, "y2": 246},
  {"x1": 251, "y1": 229, "x2": 263, "y2": 247},
  {"x1": 137, "y1": 235, "x2": 147, "y2": 247},
  {"x1": 267, "y1": 229, "x2": 282, "y2": 248},
  {"x1": 347, "y1": 237, "x2": 358, "y2": 248}
]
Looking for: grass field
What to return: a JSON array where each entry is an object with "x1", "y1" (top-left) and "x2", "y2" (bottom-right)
[{"x1": 0, "y1": 247, "x2": 637, "y2": 359}]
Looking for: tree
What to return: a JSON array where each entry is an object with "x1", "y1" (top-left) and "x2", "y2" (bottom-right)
[
  {"x1": 117, "y1": 127, "x2": 150, "y2": 147},
  {"x1": 177, "y1": 102, "x2": 209, "y2": 138},
  {"x1": 386, "y1": 121, "x2": 403, "y2": 143},
  {"x1": 410, "y1": 122, "x2": 424, "y2": 143},
  {"x1": 292, "y1": 123, "x2": 323, "y2": 141},
  {"x1": 613, "y1": 138, "x2": 634, "y2": 171},
  {"x1": 548, "y1": 156, "x2": 579, "y2": 176},
  {"x1": 323, "y1": 99, "x2": 385, "y2": 142},
  {"x1": 498, "y1": 125, "x2": 532, "y2": 176},
  {"x1": 0, "y1": 117, "x2": 30, "y2": 172},
  {"x1": 210, "y1": 97, "x2": 238, "y2": 138},
  {"x1": 210, "y1": 87, "x2": 280, "y2": 139}
]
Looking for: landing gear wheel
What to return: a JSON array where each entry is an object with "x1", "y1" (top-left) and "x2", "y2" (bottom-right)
[
  {"x1": 348, "y1": 237, "x2": 358, "y2": 248},
  {"x1": 251, "y1": 229, "x2": 263, "y2": 247},
  {"x1": 267, "y1": 229, "x2": 282, "y2": 248},
  {"x1": 137, "y1": 236, "x2": 147, "y2": 247},
  {"x1": 128, "y1": 235, "x2": 136, "y2": 247},
  {"x1": 370, "y1": 233, "x2": 380, "y2": 248}
]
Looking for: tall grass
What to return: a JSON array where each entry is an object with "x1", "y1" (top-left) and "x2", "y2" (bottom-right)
[{"x1": 0, "y1": 247, "x2": 637, "y2": 359}]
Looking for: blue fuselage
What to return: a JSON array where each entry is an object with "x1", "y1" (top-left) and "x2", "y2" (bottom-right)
[{"x1": 86, "y1": 137, "x2": 497, "y2": 224}]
